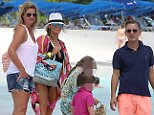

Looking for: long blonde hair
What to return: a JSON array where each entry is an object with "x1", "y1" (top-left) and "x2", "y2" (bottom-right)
[{"x1": 15, "y1": 2, "x2": 38, "y2": 32}]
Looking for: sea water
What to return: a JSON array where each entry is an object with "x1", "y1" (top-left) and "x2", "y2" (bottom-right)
[{"x1": 0, "y1": 65, "x2": 154, "y2": 115}]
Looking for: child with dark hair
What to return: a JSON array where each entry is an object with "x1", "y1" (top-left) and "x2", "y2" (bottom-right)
[
  {"x1": 72, "y1": 72, "x2": 96, "y2": 115},
  {"x1": 60, "y1": 56, "x2": 97, "y2": 115},
  {"x1": 94, "y1": 77, "x2": 103, "y2": 88},
  {"x1": 95, "y1": 77, "x2": 100, "y2": 86}
]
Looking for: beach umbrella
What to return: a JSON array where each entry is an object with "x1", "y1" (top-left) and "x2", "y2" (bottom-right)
[
  {"x1": 124, "y1": 0, "x2": 154, "y2": 16},
  {"x1": 0, "y1": 0, "x2": 4, "y2": 6},
  {"x1": 3, "y1": 0, "x2": 26, "y2": 12},
  {"x1": 80, "y1": 1, "x2": 125, "y2": 15},
  {"x1": 3, "y1": 0, "x2": 62, "y2": 15},
  {"x1": 112, "y1": 0, "x2": 154, "y2": 16},
  {"x1": 0, "y1": 6, "x2": 13, "y2": 16},
  {"x1": 33, "y1": 1, "x2": 61, "y2": 15},
  {"x1": 0, "y1": 1, "x2": 13, "y2": 16},
  {"x1": 54, "y1": 2, "x2": 85, "y2": 18},
  {"x1": 112, "y1": 0, "x2": 138, "y2": 9}
]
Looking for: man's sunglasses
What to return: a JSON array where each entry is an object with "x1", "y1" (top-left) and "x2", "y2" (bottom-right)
[
  {"x1": 126, "y1": 29, "x2": 138, "y2": 33},
  {"x1": 52, "y1": 23, "x2": 63, "y2": 28},
  {"x1": 26, "y1": 13, "x2": 36, "y2": 17}
]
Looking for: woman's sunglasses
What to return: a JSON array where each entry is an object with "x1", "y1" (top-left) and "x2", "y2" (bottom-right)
[
  {"x1": 26, "y1": 13, "x2": 36, "y2": 17},
  {"x1": 126, "y1": 29, "x2": 138, "y2": 33},
  {"x1": 52, "y1": 23, "x2": 63, "y2": 28}
]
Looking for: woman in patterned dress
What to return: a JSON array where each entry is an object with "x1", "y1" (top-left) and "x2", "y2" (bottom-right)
[{"x1": 31, "y1": 12, "x2": 71, "y2": 115}]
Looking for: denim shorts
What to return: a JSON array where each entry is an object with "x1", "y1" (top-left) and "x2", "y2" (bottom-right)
[{"x1": 7, "y1": 73, "x2": 35, "y2": 93}]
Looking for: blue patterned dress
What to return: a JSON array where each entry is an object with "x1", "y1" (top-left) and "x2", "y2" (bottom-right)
[{"x1": 60, "y1": 66, "x2": 82, "y2": 115}]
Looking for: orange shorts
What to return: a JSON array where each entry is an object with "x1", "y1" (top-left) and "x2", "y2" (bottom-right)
[{"x1": 118, "y1": 94, "x2": 152, "y2": 115}]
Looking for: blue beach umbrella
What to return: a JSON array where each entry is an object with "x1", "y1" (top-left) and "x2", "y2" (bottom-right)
[
  {"x1": 112, "y1": 0, "x2": 138, "y2": 10},
  {"x1": 0, "y1": 6, "x2": 13, "y2": 16},
  {"x1": 0, "y1": 1, "x2": 14, "y2": 15},
  {"x1": 55, "y1": 2, "x2": 85, "y2": 18},
  {"x1": 80, "y1": 1, "x2": 125, "y2": 15},
  {"x1": 32, "y1": 1, "x2": 61, "y2": 15},
  {"x1": 4, "y1": 0, "x2": 26, "y2": 12},
  {"x1": 124, "y1": 0, "x2": 154, "y2": 16},
  {"x1": 3, "y1": 0, "x2": 62, "y2": 15}
]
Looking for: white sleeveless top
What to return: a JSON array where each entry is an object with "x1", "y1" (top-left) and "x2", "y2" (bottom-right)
[{"x1": 7, "y1": 24, "x2": 38, "y2": 77}]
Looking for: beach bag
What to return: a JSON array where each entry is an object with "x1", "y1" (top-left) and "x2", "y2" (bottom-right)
[
  {"x1": 34, "y1": 54, "x2": 62, "y2": 86},
  {"x1": 95, "y1": 102, "x2": 106, "y2": 115},
  {"x1": 2, "y1": 52, "x2": 10, "y2": 73}
]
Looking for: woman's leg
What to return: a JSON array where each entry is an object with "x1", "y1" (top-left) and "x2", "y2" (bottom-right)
[
  {"x1": 12, "y1": 91, "x2": 30, "y2": 115},
  {"x1": 30, "y1": 90, "x2": 40, "y2": 115},
  {"x1": 36, "y1": 83, "x2": 48, "y2": 115},
  {"x1": 7, "y1": 73, "x2": 33, "y2": 115},
  {"x1": 47, "y1": 87, "x2": 58, "y2": 115}
]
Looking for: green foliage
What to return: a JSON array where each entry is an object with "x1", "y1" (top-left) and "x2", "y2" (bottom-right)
[
  {"x1": 3, "y1": 0, "x2": 10, "y2": 2},
  {"x1": 74, "y1": 0, "x2": 92, "y2": 4}
]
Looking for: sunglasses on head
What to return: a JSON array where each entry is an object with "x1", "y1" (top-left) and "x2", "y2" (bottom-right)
[
  {"x1": 26, "y1": 13, "x2": 36, "y2": 17},
  {"x1": 126, "y1": 29, "x2": 138, "y2": 33},
  {"x1": 52, "y1": 23, "x2": 63, "y2": 28}
]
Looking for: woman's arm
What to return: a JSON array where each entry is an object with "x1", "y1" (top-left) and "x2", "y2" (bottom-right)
[
  {"x1": 8, "y1": 25, "x2": 28, "y2": 79},
  {"x1": 61, "y1": 68, "x2": 78, "y2": 97}
]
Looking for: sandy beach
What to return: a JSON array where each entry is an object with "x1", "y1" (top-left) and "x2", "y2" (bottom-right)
[
  {"x1": 1, "y1": 27, "x2": 154, "y2": 63},
  {"x1": 0, "y1": 28, "x2": 154, "y2": 115},
  {"x1": 0, "y1": 28, "x2": 117, "y2": 64}
]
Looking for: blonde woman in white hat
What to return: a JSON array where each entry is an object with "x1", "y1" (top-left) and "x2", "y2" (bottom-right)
[{"x1": 31, "y1": 12, "x2": 71, "y2": 115}]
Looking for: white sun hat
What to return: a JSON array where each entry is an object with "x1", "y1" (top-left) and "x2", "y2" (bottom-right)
[{"x1": 44, "y1": 12, "x2": 65, "y2": 28}]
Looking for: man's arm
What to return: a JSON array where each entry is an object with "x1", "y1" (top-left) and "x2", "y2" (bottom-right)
[
  {"x1": 110, "y1": 69, "x2": 120, "y2": 111},
  {"x1": 149, "y1": 66, "x2": 154, "y2": 90}
]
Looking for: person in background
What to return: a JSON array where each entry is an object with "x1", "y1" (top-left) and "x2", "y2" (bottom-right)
[
  {"x1": 115, "y1": 23, "x2": 127, "y2": 48},
  {"x1": 94, "y1": 77, "x2": 103, "y2": 88},
  {"x1": 31, "y1": 12, "x2": 71, "y2": 115},
  {"x1": 72, "y1": 72, "x2": 97, "y2": 115},
  {"x1": 110, "y1": 20, "x2": 154, "y2": 115},
  {"x1": 6, "y1": 2, "x2": 38, "y2": 115},
  {"x1": 60, "y1": 56, "x2": 97, "y2": 115}
]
